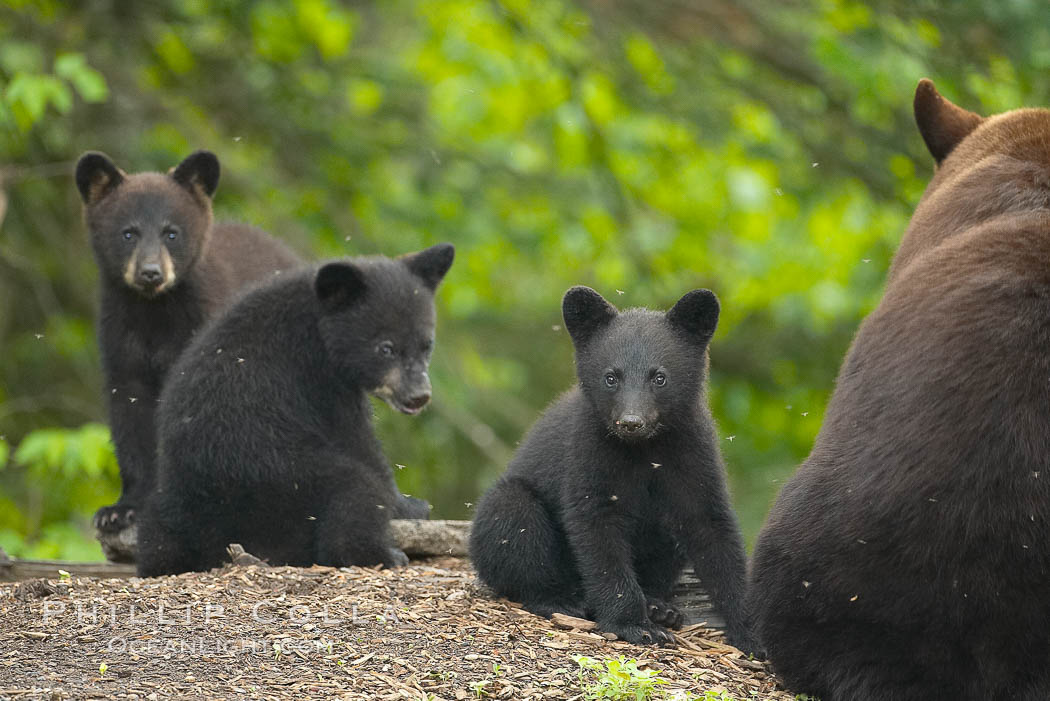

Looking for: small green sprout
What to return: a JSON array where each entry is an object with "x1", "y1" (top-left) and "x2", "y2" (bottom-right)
[{"x1": 574, "y1": 655, "x2": 668, "y2": 700}]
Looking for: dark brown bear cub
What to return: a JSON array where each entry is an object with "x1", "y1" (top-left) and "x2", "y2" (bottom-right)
[
  {"x1": 470, "y1": 287, "x2": 752, "y2": 649},
  {"x1": 749, "y1": 81, "x2": 1050, "y2": 699},
  {"x1": 135, "y1": 244, "x2": 454, "y2": 577},
  {"x1": 77, "y1": 150, "x2": 300, "y2": 560}
]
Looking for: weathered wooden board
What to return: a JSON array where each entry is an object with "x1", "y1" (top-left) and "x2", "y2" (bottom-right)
[
  {"x1": 390, "y1": 518, "x2": 471, "y2": 557},
  {"x1": 674, "y1": 567, "x2": 726, "y2": 629},
  {"x1": 0, "y1": 550, "x2": 136, "y2": 581}
]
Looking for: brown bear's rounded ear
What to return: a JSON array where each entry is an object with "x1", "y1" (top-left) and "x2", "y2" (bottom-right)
[
  {"x1": 316, "y1": 261, "x2": 367, "y2": 311},
  {"x1": 75, "y1": 151, "x2": 125, "y2": 204},
  {"x1": 400, "y1": 243, "x2": 455, "y2": 290},
  {"x1": 171, "y1": 150, "x2": 220, "y2": 199},
  {"x1": 914, "y1": 79, "x2": 983, "y2": 165},
  {"x1": 667, "y1": 289, "x2": 719, "y2": 346},
  {"x1": 562, "y1": 286, "x2": 618, "y2": 348}
]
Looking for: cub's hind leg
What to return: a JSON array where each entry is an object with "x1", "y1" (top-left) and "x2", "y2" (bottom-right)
[{"x1": 470, "y1": 477, "x2": 585, "y2": 618}]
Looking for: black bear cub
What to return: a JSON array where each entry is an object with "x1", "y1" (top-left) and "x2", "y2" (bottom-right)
[
  {"x1": 135, "y1": 244, "x2": 454, "y2": 577},
  {"x1": 76, "y1": 150, "x2": 300, "y2": 557},
  {"x1": 470, "y1": 287, "x2": 751, "y2": 648}
]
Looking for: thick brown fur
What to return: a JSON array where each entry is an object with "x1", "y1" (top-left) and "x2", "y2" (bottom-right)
[
  {"x1": 77, "y1": 151, "x2": 301, "y2": 555},
  {"x1": 749, "y1": 80, "x2": 1050, "y2": 700}
]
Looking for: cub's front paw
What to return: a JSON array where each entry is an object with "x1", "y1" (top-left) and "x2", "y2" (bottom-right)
[
  {"x1": 384, "y1": 547, "x2": 410, "y2": 568},
  {"x1": 93, "y1": 503, "x2": 136, "y2": 533},
  {"x1": 645, "y1": 597, "x2": 684, "y2": 630},
  {"x1": 600, "y1": 620, "x2": 677, "y2": 646}
]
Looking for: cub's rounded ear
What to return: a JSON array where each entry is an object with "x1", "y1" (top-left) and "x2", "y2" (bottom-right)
[
  {"x1": 667, "y1": 289, "x2": 719, "y2": 346},
  {"x1": 562, "y1": 286, "x2": 618, "y2": 348},
  {"x1": 914, "y1": 79, "x2": 983, "y2": 165},
  {"x1": 315, "y1": 261, "x2": 367, "y2": 311},
  {"x1": 401, "y1": 243, "x2": 455, "y2": 290},
  {"x1": 75, "y1": 151, "x2": 125, "y2": 204},
  {"x1": 170, "y1": 150, "x2": 220, "y2": 199}
]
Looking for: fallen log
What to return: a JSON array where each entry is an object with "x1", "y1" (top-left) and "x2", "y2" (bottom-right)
[
  {"x1": 0, "y1": 547, "x2": 136, "y2": 581},
  {"x1": 3, "y1": 519, "x2": 471, "y2": 582},
  {"x1": 8, "y1": 522, "x2": 725, "y2": 628},
  {"x1": 389, "y1": 518, "x2": 470, "y2": 557},
  {"x1": 94, "y1": 518, "x2": 472, "y2": 564}
]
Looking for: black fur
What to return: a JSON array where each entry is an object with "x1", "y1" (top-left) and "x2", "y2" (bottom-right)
[
  {"x1": 135, "y1": 244, "x2": 454, "y2": 577},
  {"x1": 76, "y1": 150, "x2": 300, "y2": 549},
  {"x1": 470, "y1": 287, "x2": 752, "y2": 649}
]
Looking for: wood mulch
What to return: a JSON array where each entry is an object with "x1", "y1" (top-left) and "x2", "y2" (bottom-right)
[{"x1": 0, "y1": 558, "x2": 792, "y2": 700}]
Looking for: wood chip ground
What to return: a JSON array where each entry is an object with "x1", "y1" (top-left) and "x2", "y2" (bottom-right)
[{"x1": 0, "y1": 559, "x2": 792, "y2": 699}]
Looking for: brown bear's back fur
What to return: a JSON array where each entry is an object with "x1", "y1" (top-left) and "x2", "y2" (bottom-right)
[{"x1": 750, "y1": 81, "x2": 1050, "y2": 700}]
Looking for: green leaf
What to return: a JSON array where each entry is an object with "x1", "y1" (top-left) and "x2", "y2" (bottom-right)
[
  {"x1": 4, "y1": 72, "x2": 73, "y2": 129},
  {"x1": 53, "y1": 52, "x2": 86, "y2": 80},
  {"x1": 12, "y1": 424, "x2": 115, "y2": 480},
  {"x1": 68, "y1": 66, "x2": 108, "y2": 103},
  {"x1": 347, "y1": 78, "x2": 383, "y2": 116},
  {"x1": 296, "y1": 0, "x2": 356, "y2": 59},
  {"x1": 4, "y1": 73, "x2": 49, "y2": 129},
  {"x1": 12, "y1": 429, "x2": 55, "y2": 469},
  {"x1": 154, "y1": 30, "x2": 195, "y2": 74}
]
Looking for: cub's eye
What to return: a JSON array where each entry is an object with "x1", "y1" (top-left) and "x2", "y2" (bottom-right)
[
  {"x1": 378, "y1": 341, "x2": 395, "y2": 357},
  {"x1": 604, "y1": 373, "x2": 618, "y2": 388},
  {"x1": 653, "y1": 372, "x2": 667, "y2": 387},
  {"x1": 164, "y1": 227, "x2": 178, "y2": 240},
  {"x1": 122, "y1": 229, "x2": 135, "y2": 241}
]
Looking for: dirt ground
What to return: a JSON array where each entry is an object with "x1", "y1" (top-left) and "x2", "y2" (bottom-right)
[{"x1": 0, "y1": 558, "x2": 793, "y2": 700}]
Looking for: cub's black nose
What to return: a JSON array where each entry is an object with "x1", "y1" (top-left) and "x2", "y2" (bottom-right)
[
  {"x1": 404, "y1": 392, "x2": 431, "y2": 411},
  {"x1": 618, "y1": 414, "x2": 645, "y2": 432},
  {"x1": 138, "y1": 264, "x2": 163, "y2": 285}
]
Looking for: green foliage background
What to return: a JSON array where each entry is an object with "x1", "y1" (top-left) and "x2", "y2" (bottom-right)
[{"x1": 1, "y1": 0, "x2": 1048, "y2": 559}]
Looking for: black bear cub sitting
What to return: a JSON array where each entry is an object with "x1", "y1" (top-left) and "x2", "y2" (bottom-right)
[
  {"x1": 470, "y1": 287, "x2": 751, "y2": 648},
  {"x1": 135, "y1": 244, "x2": 454, "y2": 577},
  {"x1": 76, "y1": 150, "x2": 300, "y2": 554}
]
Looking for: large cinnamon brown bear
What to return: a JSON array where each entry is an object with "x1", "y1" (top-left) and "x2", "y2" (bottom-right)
[{"x1": 749, "y1": 80, "x2": 1050, "y2": 699}]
